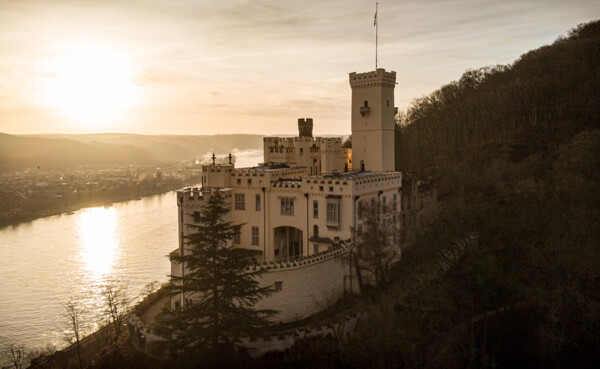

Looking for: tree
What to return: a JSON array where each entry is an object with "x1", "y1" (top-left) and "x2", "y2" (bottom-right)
[
  {"x1": 101, "y1": 280, "x2": 130, "y2": 340},
  {"x1": 161, "y1": 191, "x2": 276, "y2": 356},
  {"x1": 2, "y1": 343, "x2": 26, "y2": 369},
  {"x1": 355, "y1": 201, "x2": 399, "y2": 288},
  {"x1": 62, "y1": 299, "x2": 83, "y2": 368},
  {"x1": 342, "y1": 135, "x2": 352, "y2": 149},
  {"x1": 26, "y1": 344, "x2": 56, "y2": 369}
]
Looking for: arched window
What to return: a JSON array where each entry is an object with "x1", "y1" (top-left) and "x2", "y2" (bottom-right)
[{"x1": 313, "y1": 224, "x2": 319, "y2": 237}]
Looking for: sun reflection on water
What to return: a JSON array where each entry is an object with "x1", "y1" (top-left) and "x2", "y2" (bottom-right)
[{"x1": 77, "y1": 207, "x2": 120, "y2": 277}]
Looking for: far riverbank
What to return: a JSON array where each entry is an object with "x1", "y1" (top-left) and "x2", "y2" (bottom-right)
[{"x1": 0, "y1": 176, "x2": 201, "y2": 229}]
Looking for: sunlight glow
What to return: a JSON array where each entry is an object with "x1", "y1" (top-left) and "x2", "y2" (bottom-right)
[
  {"x1": 44, "y1": 46, "x2": 137, "y2": 125},
  {"x1": 77, "y1": 207, "x2": 120, "y2": 276}
]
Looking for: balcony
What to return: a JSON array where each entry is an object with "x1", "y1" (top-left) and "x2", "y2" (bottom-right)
[{"x1": 359, "y1": 106, "x2": 370, "y2": 116}]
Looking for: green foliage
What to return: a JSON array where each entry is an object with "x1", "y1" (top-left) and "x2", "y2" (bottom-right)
[{"x1": 160, "y1": 191, "x2": 276, "y2": 358}]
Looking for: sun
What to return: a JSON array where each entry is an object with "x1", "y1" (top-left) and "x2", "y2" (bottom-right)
[{"x1": 44, "y1": 46, "x2": 137, "y2": 126}]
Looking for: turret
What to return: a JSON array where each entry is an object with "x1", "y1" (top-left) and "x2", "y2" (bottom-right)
[
  {"x1": 349, "y1": 68, "x2": 396, "y2": 172},
  {"x1": 298, "y1": 118, "x2": 313, "y2": 138}
]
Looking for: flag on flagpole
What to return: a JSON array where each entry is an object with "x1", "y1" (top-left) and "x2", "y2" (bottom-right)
[{"x1": 374, "y1": 8, "x2": 378, "y2": 26}]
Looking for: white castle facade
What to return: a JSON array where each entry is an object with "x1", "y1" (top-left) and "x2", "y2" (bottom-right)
[{"x1": 171, "y1": 69, "x2": 407, "y2": 323}]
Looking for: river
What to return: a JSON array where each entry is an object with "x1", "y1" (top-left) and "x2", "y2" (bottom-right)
[{"x1": 0, "y1": 149, "x2": 263, "y2": 353}]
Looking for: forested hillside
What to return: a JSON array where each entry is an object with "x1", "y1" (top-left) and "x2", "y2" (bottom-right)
[
  {"x1": 343, "y1": 21, "x2": 600, "y2": 368},
  {"x1": 395, "y1": 20, "x2": 600, "y2": 177}
]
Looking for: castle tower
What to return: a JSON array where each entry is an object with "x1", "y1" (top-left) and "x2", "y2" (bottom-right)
[
  {"x1": 298, "y1": 118, "x2": 313, "y2": 137},
  {"x1": 349, "y1": 68, "x2": 396, "y2": 172}
]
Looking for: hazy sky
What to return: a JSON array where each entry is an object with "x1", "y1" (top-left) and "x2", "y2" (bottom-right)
[{"x1": 0, "y1": 0, "x2": 598, "y2": 135}]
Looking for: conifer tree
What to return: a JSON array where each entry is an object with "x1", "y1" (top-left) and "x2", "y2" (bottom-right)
[
  {"x1": 356, "y1": 201, "x2": 399, "y2": 287},
  {"x1": 163, "y1": 191, "x2": 276, "y2": 354}
]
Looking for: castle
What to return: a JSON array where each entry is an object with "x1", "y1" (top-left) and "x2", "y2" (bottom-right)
[{"x1": 170, "y1": 68, "x2": 433, "y2": 323}]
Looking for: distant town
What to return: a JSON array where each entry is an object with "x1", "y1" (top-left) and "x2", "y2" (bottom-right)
[{"x1": 0, "y1": 162, "x2": 202, "y2": 228}]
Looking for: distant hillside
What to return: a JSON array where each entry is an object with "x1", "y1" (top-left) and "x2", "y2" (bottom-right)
[
  {"x1": 0, "y1": 133, "x2": 156, "y2": 171},
  {"x1": 0, "y1": 133, "x2": 264, "y2": 171}
]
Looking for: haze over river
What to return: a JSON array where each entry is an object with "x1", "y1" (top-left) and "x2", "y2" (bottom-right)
[{"x1": 0, "y1": 150, "x2": 262, "y2": 351}]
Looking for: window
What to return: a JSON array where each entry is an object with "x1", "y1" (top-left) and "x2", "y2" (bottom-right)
[
  {"x1": 382, "y1": 196, "x2": 387, "y2": 212},
  {"x1": 192, "y1": 211, "x2": 200, "y2": 222},
  {"x1": 329, "y1": 186, "x2": 333, "y2": 192},
  {"x1": 247, "y1": 178, "x2": 252, "y2": 185},
  {"x1": 387, "y1": 99, "x2": 389, "y2": 108},
  {"x1": 313, "y1": 244, "x2": 319, "y2": 253},
  {"x1": 233, "y1": 225, "x2": 241, "y2": 244},
  {"x1": 393, "y1": 194, "x2": 397, "y2": 211},
  {"x1": 255, "y1": 194, "x2": 261, "y2": 211},
  {"x1": 251, "y1": 226, "x2": 259, "y2": 245},
  {"x1": 313, "y1": 224, "x2": 319, "y2": 236},
  {"x1": 280, "y1": 198, "x2": 294, "y2": 215},
  {"x1": 360, "y1": 160, "x2": 365, "y2": 171},
  {"x1": 319, "y1": 186, "x2": 324, "y2": 191},
  {"x1": 313, "y1": 200, "x2": 318, "y2": 218},
  {"x1": 234, "y1": 193, "x2": 245, "y2": 210},
  {"x1": 327, "y1": 201, "x2": 340, "y2": 223},
  {"x1": 236, "y1": 178, "x2": 241, "y2": 185},
  {"x1": 300, "y1": 148, "x2": 303, "y2": 154},
  {"x1": 274, "y1": 281, "x2": 283, "y2": 291}
]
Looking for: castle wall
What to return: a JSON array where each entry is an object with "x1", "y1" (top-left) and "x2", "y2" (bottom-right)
[
  {"x1": 263, "y1": 127, "x2": 346, "y2": 175},
  {"x1": 201, "y1": 163, "x2": 234, "y2": 188},
  {"x1": 253, "y1": 245, "x2": 354, "y2": 323},
  {"x1": 265, "y1": 182, "x2": 306, "y2": 260}
]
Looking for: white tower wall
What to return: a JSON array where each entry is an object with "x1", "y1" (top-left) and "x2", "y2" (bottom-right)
[{"x1": 349, "y1": 68, "x2": 396, "y2": 172}]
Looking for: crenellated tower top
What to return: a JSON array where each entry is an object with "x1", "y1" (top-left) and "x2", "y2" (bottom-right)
[
  {"x1": 349, "y1": 69, "x2": 396, "y2": 88},
  {"x1": 298, "y1": 118, "x2": 314, "y2": 137}
]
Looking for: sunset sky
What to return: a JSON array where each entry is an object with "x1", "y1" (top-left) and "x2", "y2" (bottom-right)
[{"x1": 0, "y1": 0, "x2": 598, "y2": 136}]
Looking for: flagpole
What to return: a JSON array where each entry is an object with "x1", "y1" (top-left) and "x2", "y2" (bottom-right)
[{"x1": 375, "y1": 2, "x2": 378, "y2": 70}]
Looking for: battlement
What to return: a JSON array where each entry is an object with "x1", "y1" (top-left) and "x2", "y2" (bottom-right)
[
  {"x1": 264, "y1": 136, "x2": 342, "y2": 144},
  {"x1": 231, "y1": 167, "x2": 266, "y2": 177},
  {"x1": 129, "y1": 303, "x2": 364, "y2": 359},
  {"x1": 202, "y1": 163, "x2": 234, "y2": 173},
  {"x1": 271, "y1": 179, "x2": 302, "y2": 189},
  {"x1": 245, "y1": 242, "x2": 348, "y2": 272},
  {"x1": 177, "y1": 187, "x2": 231, "y2": 204},
  {"x1": 305, "y1": 171, "x2": 401, "y2": 184},
  {"x1": 349, "y1": 68, "x2": 396, "y2": 88}
]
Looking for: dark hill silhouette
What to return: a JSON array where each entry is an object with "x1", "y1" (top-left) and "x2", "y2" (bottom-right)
[
  {"x1": 396, "y1": 19, "x2": 600, "y2": 175},
  {"x1": 345, "y1": 20, "x2": 600, "y2": 369}
]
